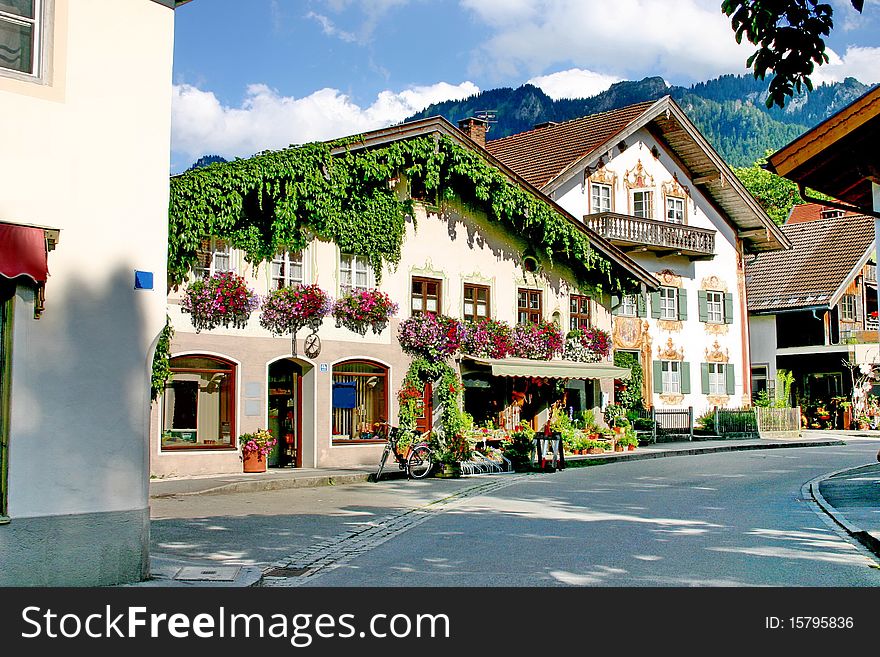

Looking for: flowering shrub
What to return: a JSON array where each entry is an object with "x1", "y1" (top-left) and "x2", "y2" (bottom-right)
[
  {"x1": 259, "y1": 283, "x2": 331, "y2": 335},
  {"x1": 460, "y1": 318, "x2": 514, "y2": 359},
  {"x1": 563, "y1": 327, "x2": 611, "y2": 362},
  {"x1": 181, "y1": 271, "x2": 259, "y2": 332},
  {"x1": 397, "y1": 313, "x2": 462, "y2": 362},
  {"x1": 511, "y1": 320, "x2": 564, "y2": 360},
  {"x1": 239, "y1": 428, "x2": 277, "y2": 459},
  {"x1": 332, "y1": 288, "x2": 398, "y2": 335},
  {"x1": 430, "y1": 431, "x2": 473, "y2": 465}
]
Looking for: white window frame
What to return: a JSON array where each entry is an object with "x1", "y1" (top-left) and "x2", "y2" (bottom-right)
[
  {"x1": 270, "y1": 249, "x2": 306, "y2": 290},
  {"x1": 661, "y1": 360, "x2": 681, "y2": 394},
  {"x1": 195, "y1": 238, "x2": 236, "y2": 279},
  {"x1": 840, "y1": 294, "x2": 857, "y2": 321},
  {"x1": 620, "y1": 294, "x2": 638, "y2": 317},
  {"x1": 666, "y1": 196, "x2": 684, "y2": 224},
  {"x1": 631, "y1": 189, "x2": 653, "y2": 219},
  {"x1": 339, "y1": 253, "x2": 374, "y2": 295},
  {"x1": 706, "y1": 290, "x2": 724, "y2": 324},
  {"x1": 0, "y1": 0, "x2": 44, "y2": 79},
  {"x1": 708, "y1": 363, "x2": 726, "y2": 395},
  {"x1": 590, "y1": 182, "x2": 612, "y2": 214},
  {"x1": 659, "y1": 286, "x2": 677, "y2": 320}
]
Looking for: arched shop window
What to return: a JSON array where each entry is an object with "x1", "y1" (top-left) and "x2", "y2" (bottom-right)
[
  {"x1": 162, "y1": 355, "x2": 235, "y2": 450},
  {"x1": 332, "y1": 360, "x2": 388, "y2": 441}
]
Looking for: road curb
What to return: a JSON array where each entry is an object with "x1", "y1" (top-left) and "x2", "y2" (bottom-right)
[{"x1": 805, "y1": 466, "x2": 880, "y2": 559}]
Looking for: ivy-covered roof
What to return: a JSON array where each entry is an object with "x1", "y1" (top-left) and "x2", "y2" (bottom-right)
[{"x1": 168, "y1": 116, "x2": 657, "y2": 294}]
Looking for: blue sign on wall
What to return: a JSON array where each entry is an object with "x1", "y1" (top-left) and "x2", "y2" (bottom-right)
[{"x1": 134, "y1": 270, "x2": 154, "y2": 290}]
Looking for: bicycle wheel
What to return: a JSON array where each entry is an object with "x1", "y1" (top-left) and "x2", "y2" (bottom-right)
[
  {"x1": 407, "y1": 444, "x2": 433, "y2": 479},
  {"x1": 374, "y1": 443, "x2": 391, "y2": 482}
]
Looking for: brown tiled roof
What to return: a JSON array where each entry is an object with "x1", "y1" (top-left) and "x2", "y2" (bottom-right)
[
  {"x1": 746, "y1": 214, "x2": 874, "y2": 312},
  {"x1": 786, "y1": 202, "x2": 859, "y2": 224},
  {"x1": 485, "y1": 102, "x2": 655, "y2": 189}
]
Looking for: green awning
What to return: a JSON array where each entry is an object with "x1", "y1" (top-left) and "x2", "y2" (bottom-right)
[{"x1": 462, "y1": 356, "x2": 630, "y2": 380}]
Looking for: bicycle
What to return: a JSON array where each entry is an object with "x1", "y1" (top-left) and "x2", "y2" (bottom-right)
[{"x1": 373, "y1": 423, "x2": 433, "y2": 481}]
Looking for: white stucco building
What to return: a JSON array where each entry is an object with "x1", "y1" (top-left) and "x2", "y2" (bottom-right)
[
  {"x1": 485, "y1": 97, "x2": 790, "y2": 415},
  {"x1": 0, "y1": 0, "x2": 182, "y2": 585}
]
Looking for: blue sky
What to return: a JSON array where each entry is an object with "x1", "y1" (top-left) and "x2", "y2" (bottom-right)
[{"x1": 170, "y1": 0, "x2": 880, "y2": 172}]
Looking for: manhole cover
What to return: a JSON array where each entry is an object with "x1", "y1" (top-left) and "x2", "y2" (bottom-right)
[
  {"x1": 263, "y1": 566, "x2": 309, "y2": 577},
  {"x1": 174, "y1": 566, "x2": 242, "y2": 581}
]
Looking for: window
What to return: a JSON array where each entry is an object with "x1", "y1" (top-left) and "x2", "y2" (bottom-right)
[
  {"x1": 463, "y1": 283, "x2": 490, "y2": 321},
  {"x1": 0, "y1": 279, "x2": 13, "y2": 519},
  {"x1": 270, "y1": 250, "x2": 305, "y2": 290},
  {"x1": 661, "y1": 361, "x2": 681, "y2": 394},
  {"x1": 162, "y1": 356, "x2": 235, "y2": 450},
  {"x1": 840, "y1": 294, "x2": 857, "y2": 321},
  {"x1": 706, "y1": 291, "x2": 724, "y2": 323},
  {"x1": 194, "y1": 238, "x2": 235, "y2": 279},
  {"x1": 569, "y1": 294, "x2": 591, "y2": 331},
  {"x1": 518, "y1": 288, "x2": 542, "y2": 324},
  {"x1": 590, "y1": 183, "x2": 612, "y2": 213},
  {"x1": 708, "y1": 363, "x2": 726, "y2": 395},
  {"x1": 339, "y1": 253, "x2": 373, "y2": 294},
  {"x1": 666, "y1": 197, "x2": 684, "y2": 223},
  {"x1": 659, "y1": 287, "x2": 677, "y2": 320},
  {"x1": 620, "y1": 294, "x2": 637, "y2": 317},
  {"x1": 0, "y1": 0, "x2": 41, "y2": 76},
  {"x1": 411, "y1": 277, "x2": 441, "y2": 315},
  {"x1": 632, "y1": 190, "x2": 653, "y2": 219},
  {"x1": 332, "y1": 361, "x2": 388, "y2": 441}
]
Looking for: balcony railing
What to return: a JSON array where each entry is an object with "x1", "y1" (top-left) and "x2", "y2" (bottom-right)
[{"x1": 584, "y1": 212, "x2": 715, "y2": 258}]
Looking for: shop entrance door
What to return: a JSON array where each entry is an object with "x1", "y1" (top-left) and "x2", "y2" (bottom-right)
[
  {"x1": 415, "y1": 382, "x2": 433, "y2": 434},
  {"x1": 268, "y1": 359, "x2": 302, "y2": 467}
]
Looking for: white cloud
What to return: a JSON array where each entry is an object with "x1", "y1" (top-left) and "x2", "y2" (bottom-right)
[
  {"x1": 171, "y1": 80, "x2": 480, "y2": 164},
  {"x1": 459, "y1": 0, "x2": 755, "y2": 83},
  {"x1": 528, "y1": 68, "x2": 622, "y2": 99},
  {"x1": 811, "y1": 46, "x2": 880, "y2": 86}
]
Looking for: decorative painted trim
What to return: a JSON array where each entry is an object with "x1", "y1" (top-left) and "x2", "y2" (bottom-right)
[
  {"x1": 659, "y1": 392, "x2": 685, "y2": 405},
  {"x1": 704, "y1": 340, "x2": 729, "y2": 363},
  {"x1": 657, "y1": 270, "x2": 683, "y2": 288},
  {"x1": 705, "y1": 322, "x2": 729, "y2": 336},
  {"x1": 658, "y1": 319, "x2": 683, "y2": 332},
  {"x1": 700, "y1": 275, "x2": 728, "y2": 292},
  {"x1": 662, "y1": 173, "x2": 690, "y2": 199},
  {"x1": 624, "y1": 159, "x2": 654, "y2": 190},
  {"x1": 613, "y1": 317, "x2": 648, "y2": 350},
  {"x1": 707, "y1": 394, "x2": 730, "y2": 406},
  {"x1": 657, "y1": 337, "x2": 684, "y2": 361}
]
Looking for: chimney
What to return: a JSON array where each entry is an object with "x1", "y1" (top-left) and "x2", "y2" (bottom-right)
[{"x1": 458, "y1": 117, "x2": 488, "y2": 148}]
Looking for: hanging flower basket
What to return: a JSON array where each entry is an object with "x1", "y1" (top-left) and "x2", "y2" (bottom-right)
[
  {"x1": 398, "y1": 313, "x2": 462, "y2": 362},
  {"x1": 181, "y1": 271, "x2": 259, "y2": 333},
  {"x1": 563, "y1": 327, "x2": 611, "y2": 362},
  {"x1": 511, "y1": 320, "x2": 564, "y2": 360},
  {"x1": 259, "y1": 283, "x2": 331, "y2": 336},
  {"x1": 460, "y1": 318, "x2": 514, "y2": 359},
  {"x1": 332, "y1": 288, "x2": 398, "y2": 335}
]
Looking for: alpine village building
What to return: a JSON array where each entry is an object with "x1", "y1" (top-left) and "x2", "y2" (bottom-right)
[
  {"x1": 483, "y1": 97, "x2": 789, "y2": 415},
  {"x1": 152, "y1": 117, "x2": 658, "y2": 478}
]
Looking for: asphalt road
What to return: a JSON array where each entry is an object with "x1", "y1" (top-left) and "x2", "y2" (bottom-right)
[{"x1": 150, "y1": 438, "x2": 880, "y2": 586}]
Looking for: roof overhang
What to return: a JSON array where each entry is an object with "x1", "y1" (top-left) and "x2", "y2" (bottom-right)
[
  {"x1": 461, "y1": 355, "x2": 631, "y2": 380},
  {"x1": 333, "y1": 116, "x2": 659, "y2": 291},
  {"x1": 765, "y1": 84, "x2": 880, "y2": 212},
  {"x1": 541, "y1": 96, "x2": 791, "y2": 254}
]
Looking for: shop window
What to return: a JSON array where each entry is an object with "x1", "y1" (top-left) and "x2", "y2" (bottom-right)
[
  {"x1": 518, "y1": 288, "x2": 542, "y2": 324},
  {"x1": 332, "y1": 360, "x2": 388, "y2": 441},
  {"x1": 463, "y1": 283, "x2": 490, "y2": 321},
  {"x1": 162, "y1": 356, "x2": 235, "y2": 450},
  {"x1": 411, "y1": 277, "x2": 441, "y2": 315}
]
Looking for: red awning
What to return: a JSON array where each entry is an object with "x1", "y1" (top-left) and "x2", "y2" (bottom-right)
[{"x1": 0, "y1": 223, "x2": 49, "y2": 283}]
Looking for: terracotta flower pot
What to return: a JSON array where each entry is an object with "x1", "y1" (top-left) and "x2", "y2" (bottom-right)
[
  {"x1": 627, "y1": 445, "x2": 636, "y2": 451},
  {"x1": 242, "y1": 450, "x2": 267, "y2": 473}
]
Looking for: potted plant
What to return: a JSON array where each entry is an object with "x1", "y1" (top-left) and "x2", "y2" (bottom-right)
[
  {"x1": 617, "y1": 431, "x2": 639, "y2": 451},
  {"x1": 332, "y1": 288, "x2": 398, "y2": 335},
  {"x1": 431, "y1": 432, "x2": 472, "y2": 477},
  {"x1": 584, "y1": 439, "x2": 606, "y2": 455},
  {"x1": 511, "y1": 320, "x2": 564, "y2": 360},
  {"x1": 239, "y1": 428, "x2": 277, "y2": 473},
  {"x1": 460, "y1": 317, "x2": 514, "y2": 359},
  {"x1": 501, "y1": 422, "x2": 535, "y2": 471},
  {"x1": 398, "y1": 313, "x2": 463, "y2": 363},
  {"x1": 259, "y1": 283, "x2": 331, "y2": 336},
  {"x1": 181, "y1": 270, "x2": 259, "y2": 332}
]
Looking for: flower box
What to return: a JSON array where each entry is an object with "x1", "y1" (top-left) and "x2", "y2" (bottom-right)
[
  {"x1": 260, "y1": 283, "x2": 330, "y2": 335},
  {"x1": 181, "y1": 271, "x2": 259, "y2": 332},
  {"x1": 333, "y1": 288, "x2": 398, "y2": 335}
]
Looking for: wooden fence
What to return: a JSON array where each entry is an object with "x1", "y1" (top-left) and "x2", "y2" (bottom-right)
[
  {"x1": 633, "y1": 407, "x2": 693, "y2": 442},
  {"x1": 715, "y1": 407, "x2": 758, "y2": 437},
  {"x1": 755, "y1": 406, "x2": 802, "y2": 438}
]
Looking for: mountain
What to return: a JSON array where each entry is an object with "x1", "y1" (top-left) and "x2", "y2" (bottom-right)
[
  {"x1": 186, "y1": 154, "x2": 228, "y2": 171},
  {"x1": 405, "y1": 74, "x2": 871, "y2": 167}
]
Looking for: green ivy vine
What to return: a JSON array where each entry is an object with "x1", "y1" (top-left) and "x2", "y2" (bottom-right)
[
  {"x1": 169, "y1": 135, "x2": 641, "y2": 294},
  {"x1": 397, "y1": 357, "x2": 466, "y2": 439},
  {"x1": 150, "y1": 317, "x2": 174, "y2": 402}
]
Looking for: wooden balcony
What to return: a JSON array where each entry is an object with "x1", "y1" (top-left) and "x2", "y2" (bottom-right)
[{"x1": 584, "y1": 212, "x2": 716, "y2": 259}]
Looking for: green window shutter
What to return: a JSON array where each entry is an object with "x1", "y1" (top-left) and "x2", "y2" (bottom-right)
[
  {"x1": 680, "y1": 362, "x2": 691, "y2": 394},
  {"x1": 701, "y1": 362, "x2": 710, "y2": 395},
  {"x1": 637, "y1": 294, "x2": 647, "y2": 318},
  {"x1": 724, "y1": 292, "x2": 734, "y2": 324},
  {"x1": 653, "y1": 360, "x2": 663, "y2": 393},
  {"x1": 650, "y1": 291, "x2": 661, "y2": 319},
  {"x1": 611, "y1": 295, "x2": 620, "y2": 316},
  {"x1": 698, "y1": 290, "x2": 708, "y2": 323},
  {"x1": 677, "y1": 288, "x2": 688, "y2": 321},
  {"x1": 726, "y1": 363, "x2": 735, "y2": 395}
]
